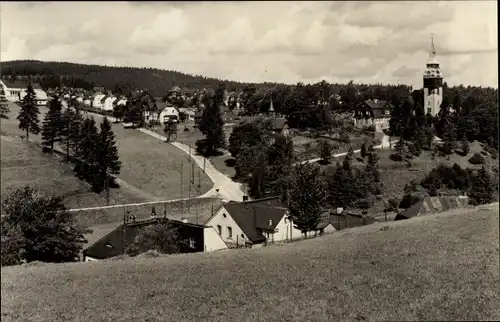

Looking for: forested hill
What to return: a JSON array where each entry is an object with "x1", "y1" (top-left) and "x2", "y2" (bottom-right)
[{"x1": 0, "y1": 60, "x2": 279, "y2": 95}]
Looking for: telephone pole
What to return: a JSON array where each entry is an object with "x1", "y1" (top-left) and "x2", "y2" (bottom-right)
[{"x1": 180, "y1": 160, "x2": 183, "y2": 217}]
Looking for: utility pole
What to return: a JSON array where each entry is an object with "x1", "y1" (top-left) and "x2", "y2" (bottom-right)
[{"x1": 180, "y1": 160, "x2": 183, "y2": 217}]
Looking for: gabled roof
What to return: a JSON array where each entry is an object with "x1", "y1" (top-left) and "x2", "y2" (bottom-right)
[
  {"x1": 168, "y1": 86, "x2": 181, "y2": 93},
  {"x1": 220, "y1": 196, "x2": 288, "y2": 243},
  {"x1": 396, "y1": 196, "x2": 469, "y2": 220},
  {"x1": 100, "y1": 95, "x2": 109, "y2": 103},
  {"x1": 316, "y1": 210, "x2": 377, "y2": 230},
  {"x1": 158, "y1": 102, "x2": 177, "y2": 112},
  {"x1": 83, "y1": 217, "x2": 207, "y2": 260},
  {"x1": 1, "y1": 79, "x2": 41, "y2": 90},
  {"x1": 361, "y1": 99, "x2": 392, "y2": 118}
]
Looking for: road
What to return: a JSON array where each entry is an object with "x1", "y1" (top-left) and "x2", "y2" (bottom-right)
[
  {"x1": 294, "y1": 134, "x2": 398, "y2": 166},
  {"x1": 138, "y1": 128, "x2": 246, "y2": 202}
]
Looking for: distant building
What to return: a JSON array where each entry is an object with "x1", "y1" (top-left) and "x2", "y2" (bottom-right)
[
  {"x1": 0, "y1": 79, "x2": 48, "y2": 106},
  {"x1": 354, "y1": 99, "x2": 393, "y2": 132},
  {"x1": 395, "y1": 196, "x2": 469, "y2": 221},
  {"x1": 423, "y1": 35, "x2": 443, "y2": 117}
]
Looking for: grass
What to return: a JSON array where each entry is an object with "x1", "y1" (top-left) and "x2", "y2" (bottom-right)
[
  {"x1": 1, "y1": 103, "x2": 213, "y2": 203},
  {"x1": 2, "y1": 205, "x2": 498, "y2": 322}
]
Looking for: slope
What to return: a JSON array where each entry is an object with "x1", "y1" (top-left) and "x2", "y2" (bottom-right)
[{"x1": 1, "y1": 204, "x2": 499, "y2": 322}]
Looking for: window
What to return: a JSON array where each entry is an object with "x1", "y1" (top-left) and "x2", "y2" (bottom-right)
[
  {"x1": 217, "y1": 225, "x2": 222, "y2": 235},
  {"x1": 427, "y1": 108, "x2": 431, "y2": 114},
  {"x1": 189, "y1": 238, "x2": 196, "y2": 249},
  {"x1": 428, "y1": 100, "x2": 431, "y2": 106},
  {"x1": 241, "y1": 234, "x2": 245, "y2": 239},
  {"x1": 222, "y1": 213, "x2": 227, "y2": 219},
  {"x1": 227, "y1": 226, "x2": 233, "y2": 239}
]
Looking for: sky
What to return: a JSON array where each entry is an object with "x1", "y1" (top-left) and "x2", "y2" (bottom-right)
[{"x1": 0, "y1": 1, "x2": 498, "y2": 88}]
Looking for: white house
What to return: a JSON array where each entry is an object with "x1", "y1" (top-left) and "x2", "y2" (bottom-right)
[
  {"x1": 92, "y1": 92, "x2": 105, "y2": 109},
  {"x1": 179, "y1": 107, "x2": 196, "y2": 121},
  {"x1": 0, "y1": 79, "x2": 48, "y2": 106},
  {"x1": 114, "y1": 96, "x2": 127, "y2": 107},
  {"x1": 158, "y1": 104, "x2": 179, "y2": 123},
  {"x1": 205, "y1": 196, "x2": 304, "y2": 248},
  {"x1": 83, "y1": 97, "x2": 92, "y2": 107},
  {"x1": 102, "y1": 95, "x2": 117, "y2": 111}
]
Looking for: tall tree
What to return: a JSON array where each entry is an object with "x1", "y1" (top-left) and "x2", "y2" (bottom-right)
[
  {"x1": 1, "y1": 186, "x2": 87, "y2": 265},
  {"x1": 94, "y1": 117, "x2": 122, "y2": 200},
  {"x1": 319, "y1": 139, "x2": 333, "y2": 164},
  {"x1": 468, "y1": 166, "x2": 495, "y2": 205},
  {"x1": 61, "y1": 106, "x2": 82, "y2": 162},
  {"x1": 17, "y1": 83, "x2": 40, "y2": 140},
  {"x1": 229, "y1": 120, "x2": 267, "y2": 157},
  {"x1": 0, "y1": 87, "x2": 10, "y2": 119},
  {"x1": 41, "y1": 98, "x2": 64, "y2": 152},
  {"x1": 198, "y1": 84, "x2": 226, "y2": 156},
  {"x1": 73, "y1": 117, "x2": 99, "y2": 184},
  {"x1": 287, "y1": 162, "x2": 326, "y2": 235}
]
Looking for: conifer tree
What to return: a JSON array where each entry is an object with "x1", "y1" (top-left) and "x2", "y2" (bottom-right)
[
  {"x1": 319, "y1": 139, "x2": 332, "y2": 163},
  {"x1": 61, "y1": 106, "x2": 82, "y2": 162},
  {"x1": 468, "y1": 166, "x2": 495, "y2": 205},
  {"x1": 73, "y1": 117, "x2": 99, "y2": 184},
  {"x1": 17, "y1": 83, "x2": 40, "y2": 140},
  {"x1": 198, "y1": 84, "x2": 226, "y2": 156},
  {"x1": 360, "y1": 141, "x2": 367, "y2": 159},
  {"x1": 94, "y1": 117, "x2": 122, "y2": 200},
  {"x1": 41, "y1": 98, "x2": 64, "y2": 152},
  {"x1": 0, "y1": 87, "x2": 10, "y2": 119},
  {"x1": 287, "y1": 162, "x2": 326, "y2": 236}
]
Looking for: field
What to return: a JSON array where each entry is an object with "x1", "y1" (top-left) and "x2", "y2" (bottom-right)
[
  {"x1": 2, "y1": 204, "x2": 498, "y2": 322},
  {"x1": 1, "y1": 103, "x2": 213, "y2": 204}
]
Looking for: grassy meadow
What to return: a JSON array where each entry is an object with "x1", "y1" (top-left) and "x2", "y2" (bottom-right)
[{"x1": 2, "y1": 204, "x2": 498, "y2": 322}]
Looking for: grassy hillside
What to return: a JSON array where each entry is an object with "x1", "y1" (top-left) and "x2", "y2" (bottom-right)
[
  {"x1": 0, "y1": 60, "x2": 277, "y2": 95},
  {"x1": 2, "y1": 204, "x2": 498, "y2": 322}
]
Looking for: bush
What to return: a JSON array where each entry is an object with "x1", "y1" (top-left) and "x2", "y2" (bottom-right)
[
  {"x1": 390, "y1": 153, "x2": 404, "y2": 162},
  {"x1": 468, "y1": 152, "x2": 485, "y2": 165}
]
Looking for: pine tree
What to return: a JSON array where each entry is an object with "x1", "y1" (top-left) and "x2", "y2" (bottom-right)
[
  {"x1": 287, "y1": 162, "x2": 326, "y2": 236},
  {"x1": 73, "y1": 117, "x2": 99, "y2": 184},
  {"x1": 468, "y1": 166, "x2": 495, "y2": 205},
  {"x1": 93, "y1": 117, "x2": 122, "y2": 200},
  {"x1": 17, "y1": 83, "x2": 40, "y2": 140},
  {"x1": 41, "y1": 99, "x2": 64, "y2": 152},
  {"x1": 60, "y1": 106, "x2": 82, "y2": 162},
  {"x1": 360, "y1": 141, "x2": 367, "y2": 159},
  {"x1": 342, "y1": 146, "x2": 354, "y2": 177},
  {"x1": 198, "y1": 84, "x2": 226, "y2": 156},
  {"x1": 319, "y1": 139, "x2": 333, "y2": 163},
  {"x1": 0, "y1": 87, "x2": 10, "y2": 119},
  {"x1": 327, "y1": 161, "x2": 349, "y2": 208},
  {"x1": 363, "y1": 151, "x2": 382, "y2": 195}
]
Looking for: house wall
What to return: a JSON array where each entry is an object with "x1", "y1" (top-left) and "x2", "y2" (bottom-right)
[
  {"x1": 103, "y1": 98, "x2": 116, "y2": 111},
  {"x1": 84, "y1": 256, "x2": 99, "y2": 262},
  {"x1": 271, "y1": 215, "x2": 303, "y2": 242},
  {"x1": 159, "y1": 108, "x2": 180, "y2": 122},
  {"x1": 205, "y1": 206, "x2": 249, "y2": 247},
  {"x1": 93, "y1": 95, "x2": 105, "y2": 108},
  {"x1": 84, "y1": 99, "x2": 91, "y2": 106},
  {"x1": 203, "y1": 227, "x2": 229, "y2": 252},
  {"x1": 321, "y1": 223, "x2": 337, "y2": 235}
]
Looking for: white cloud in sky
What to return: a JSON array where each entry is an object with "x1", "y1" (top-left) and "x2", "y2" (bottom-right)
[{"x1": 0, "y1": 1, "x2": 497, "y2": 88}]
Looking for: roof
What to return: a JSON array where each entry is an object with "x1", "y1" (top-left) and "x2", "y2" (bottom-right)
[
  {"x1": 317, "y1": 210, "x2": 378, "y2": 230},
  {"x1": 168, "y1": 86, "x2": 181, "y2": 93},
  {"x1": 83, "y1": 217, "x2": 207, "y2": 260},
  {"x1": 396, "y1": 196, "x2": 469, "y2": 220},
  {"x1": 362, "y1": 100, "x2": 392, "y2": 118},
  {"x1": 221, "y1": 196, "x2": 288, "y2": 243},
  {"x1": 100, "y1": 95, "x2": 109, "y2": 103},
  {"x1": 158, "y1": 102, "x2": 177, "y2": 112},
  {"x1": 1, "y1": 79, "x2": 41, "y2": 90}
]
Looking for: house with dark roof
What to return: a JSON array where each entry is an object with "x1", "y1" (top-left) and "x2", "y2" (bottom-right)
[
  {"x1": 0, "y1": 79, "x2": 47, "y2": 105},
  {"x1": 354, "y1": 99, "x2": 393, "y2": 132},
  {"x1": 83, "y1": 217, "x2": 228, "y2": 261},
  {"x1": 316, "y1": 209, "x2": 378, "y2": 234},
  {"x1": 167, "y1": 86, "x2": 182, "y2": 99},
  {"x1": 205, "y1": 196, "x2": 304, "y2": 248},
  {"x1": 395, "y1": 196, "x2": 469, "y2": 221}
]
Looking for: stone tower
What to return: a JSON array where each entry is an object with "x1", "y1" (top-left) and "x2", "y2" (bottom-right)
[{"x1": 423, "y1": 34, "x2": 443, "y2": 117}]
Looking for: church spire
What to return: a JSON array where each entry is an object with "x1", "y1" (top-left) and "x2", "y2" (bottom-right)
[
  {"x1": 268, "y1": 97, "x2": 275, "y2": 118},
  {"x1": 429, "y1": 33, "x2": 436, "y2": 60}
]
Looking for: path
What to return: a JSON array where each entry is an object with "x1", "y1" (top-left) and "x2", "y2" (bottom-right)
[
  {"x1": 138, "y1": 128, "x2": 246, "y2": 202},
  {"x1": 295, "y1": 135, "x2": 399, "y2": 166}
]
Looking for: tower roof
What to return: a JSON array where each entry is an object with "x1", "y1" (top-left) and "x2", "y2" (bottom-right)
[{"x1": 427, "y1": 34, "x2": 439, "y2": 64}]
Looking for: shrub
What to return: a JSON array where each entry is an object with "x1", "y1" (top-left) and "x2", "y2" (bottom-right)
[
  {"x1": 339, "y1": 133, "x2": 350, "y2": 143},
  {"x1": 468, "y1": 152, "x2": 485, "y2": 165}
]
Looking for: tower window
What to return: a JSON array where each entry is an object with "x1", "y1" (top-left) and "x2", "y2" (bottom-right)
[
  {"x1": 427, "y1": 108, "x2": 431, "y2": 114},
  {"x1": 428, "y1": 100, "x2": 431, "y2": 106}
]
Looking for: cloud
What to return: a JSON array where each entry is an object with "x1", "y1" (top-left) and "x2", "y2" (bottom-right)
[{"x1": 0, "y1": 1, "x2": 497, "y2": 88}]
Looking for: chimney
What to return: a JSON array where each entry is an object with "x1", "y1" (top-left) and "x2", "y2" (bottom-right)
[{"x1": 181, "y1": 218, "x2": 188, "y2": 223}]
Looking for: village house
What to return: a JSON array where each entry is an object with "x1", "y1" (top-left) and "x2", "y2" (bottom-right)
[
  {"x1": 316, "y1": 209, "x2": 378, "y2": 235},
  {"x1": 158, "y1": 103, "x2": 179, "y2": 123},
  {"x1": 268, "y1": 118, "x2": 290, "y2": 137},
  {"x1": 0, "y1": 79, "x2": 48, "y2": 106},
  {"x1": 167, "y1": 86, "x2": 182, "y2": 99},
  {"x1": 82, "y1": 217, "x2": 228, "y2": 261},
  {"x1": 178, "y1": 107, "x2": 196, "y2": 122},
  {"x1": 92, "y1": 92, "x2": 106, "y2": 109},
  {"x1": 113, "y1": 96, "x2": 127, "y2": 108},
  {"x1": 205, "y1": 196, "x2": 304, "y2": 248},
  {"x1": 395, "y1": 196, "x2": 469, "y2": 221},
  {"x1": 101, "y1": 95, "x2": 117, "y2": 111},
  {"x1": 354, "y1": 99, "x2": 393, "y2": 132}
]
